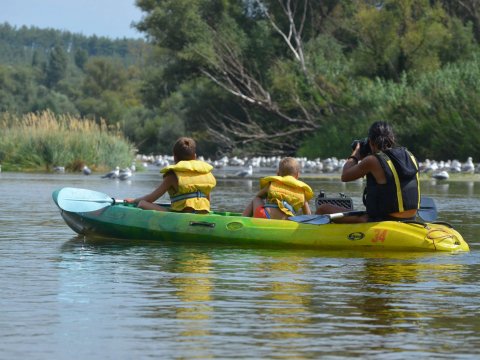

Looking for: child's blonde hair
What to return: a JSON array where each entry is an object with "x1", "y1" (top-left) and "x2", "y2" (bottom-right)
[{"x1": 278, "y1": 157, "x2": 300, "y2": 176}]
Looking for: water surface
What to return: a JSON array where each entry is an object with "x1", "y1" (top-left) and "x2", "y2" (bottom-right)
[{"x1": 1, "y1": 169, "x2": 479, "y2": 359}]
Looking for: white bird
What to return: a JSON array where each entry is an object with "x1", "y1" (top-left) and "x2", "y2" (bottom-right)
[
  {"x1": 119, "y1": 167, "x2": 132, "y2": 181},
  {"x1": 461, "y1": 157, "x2": 475, "y2": 174},
  {"x1": 450, "y1": 159, "x2": 461, "y2": 173},
  {"x1": 102, "y1": 166, "x2": 120, "y2": 179},
  {"x1": 82, "y1": 165, "x2": 92, "y2": 175},
  {"x1": 213, "y1": 156, "x2": 228, "y2": 169},
  {"x1": 432, "y1": 170, "x2": 449, "y2": 180},
  {"x1": 235, "y1": 165, "x2": 253, "y2": 177},
  {"x1": 229, "y1": 156, "x2": 245, "y2": 166}
]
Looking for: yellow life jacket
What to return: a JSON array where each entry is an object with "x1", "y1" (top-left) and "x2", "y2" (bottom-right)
[
  {"x1": 160, "y1": 160, "x2": 216, "y2": 212},
  {"x1": 259, "y1": 175, "x2": 314, "y2": 216}
]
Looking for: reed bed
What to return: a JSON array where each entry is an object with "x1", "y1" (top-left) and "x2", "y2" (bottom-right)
[{"x1": 0, "y1": 111, "x2": 135, "y2": 172}]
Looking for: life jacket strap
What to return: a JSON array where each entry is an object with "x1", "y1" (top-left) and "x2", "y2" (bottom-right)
[
  {"x1": 265, "y1": 201, "x2": 295, "y2": 215},
  {"x1": 170, "y1": 191, "x2": 207, "y2": 203}
]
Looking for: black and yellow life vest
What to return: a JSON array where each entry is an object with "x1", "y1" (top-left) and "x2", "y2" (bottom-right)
[
  {"x1": 364, "y1": 147, "x2": 420, "y2": 220},
  {"x1": 160, "y1": 160, "x2": 216, "y2": 212},
  {"x1": 260, "y1": 175, "x2": 314, "y2": 216}
]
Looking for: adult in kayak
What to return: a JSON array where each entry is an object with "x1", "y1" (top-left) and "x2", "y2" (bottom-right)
[
  {"x1": 126, "y1": 137, "x2": 216, "y2": 213},
  {"x1": 316, "y1": 121, "x2": 420, "y2": 223}
]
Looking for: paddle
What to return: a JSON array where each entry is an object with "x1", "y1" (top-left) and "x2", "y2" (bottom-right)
[
  {"x1": 54, "y1": 187, "x2": 170, "y2": 213},
  {"x1": 289, "y1": 196, "x2": 438, "y2": 225},
  {"x1": 55, "y1": 187, "x2": 118, "y2": 212},
  {"x1": 289, "y1": 210, "x2": 366, "y2": 225},
  {"x1": 418, "y1": 196, "x2": 437, "y2": 222}
]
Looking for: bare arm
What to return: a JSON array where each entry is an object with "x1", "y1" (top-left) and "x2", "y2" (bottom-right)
[
  {"x1": 341, "y1": 156, "x2": 373, "y2": 182},
  {"x1": 341, "y1": 143, "x2": 386, "y2": 183},
  {"x1": 127, "y1": 172, "x2": 177, "y2": 204},
  {"x1": 255, "y1": 185, "x2": 270, "y2": 198},
  {"x1": 302, "y1": 201, "x2": 311, "y2": 215}
]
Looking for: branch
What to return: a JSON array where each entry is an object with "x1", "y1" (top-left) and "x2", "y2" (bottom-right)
[{"x1": 254, "y1": 0, "x2": 309, "y2": 75}]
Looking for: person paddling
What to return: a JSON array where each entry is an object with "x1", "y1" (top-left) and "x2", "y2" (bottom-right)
[{"x1": 126, "y1": 137, "x2": 216, "y2": 213}]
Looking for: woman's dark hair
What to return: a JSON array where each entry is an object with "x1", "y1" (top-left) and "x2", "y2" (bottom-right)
[{"x1": 368, "y1": 121, "x2": 395, "y2": 151}]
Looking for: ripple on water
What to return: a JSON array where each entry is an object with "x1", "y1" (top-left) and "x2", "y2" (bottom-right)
[{"x1": 1, "y1": 172, "x2": 480, "y2": 358}]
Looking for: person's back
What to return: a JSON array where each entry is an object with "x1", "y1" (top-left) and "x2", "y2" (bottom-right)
[
  {"x1": 161, "y1": 158, "x2": 216, "y2": 213},
  {"x1": 317, "y1": 121, "x2": 420, "y2": 222},
  {"x1": 243, "y1": 157, "x2": 313, "y2": 220},
  {"x1": 364, "y1": 144, "x2": 420, "y2": 221},
  {"x1": 126, "y1": 137, "x2": 216, "y2": 213}
]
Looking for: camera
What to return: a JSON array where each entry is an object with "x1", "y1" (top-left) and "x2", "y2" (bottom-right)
[{"x1": 351, "y1": 137, "x2": 371, "y2": 158}]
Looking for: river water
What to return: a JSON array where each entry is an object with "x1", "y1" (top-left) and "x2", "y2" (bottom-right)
[{"x1": 1, "y1": 168, "x2": 479, "y2": 359}]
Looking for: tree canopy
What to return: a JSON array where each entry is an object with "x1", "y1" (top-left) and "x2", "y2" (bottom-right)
[
  {"x1": 1, "y1": 0, "x2": 480, "y2": 161},
  {"x1": 134, "y1": 0, "x2": 480, "y2": 158}
]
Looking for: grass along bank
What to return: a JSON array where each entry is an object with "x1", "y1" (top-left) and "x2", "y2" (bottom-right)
[{"x1": 0, "y1": 111, "x2": 135, "y2": 172}]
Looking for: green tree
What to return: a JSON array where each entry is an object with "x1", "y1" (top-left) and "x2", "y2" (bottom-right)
[
  {"x1": 45, "y1": 45, "x2": 68, "y2": 88},
  {"x1": 135, "y1": 0, "x2": 341, "y2": 154},
  {"x1": 0, "y1": 65, "x2": 37, "y2": 113},
  {"x1": 439, "y1": 0, "x2": 480, "y2": 43},
  {"x1": 31, "y1": 50, "x2": 44, "y2": 67},
  {"x1": 82, "y1": 57, "x2": 127, "y2": 97},
  {"x1": 74, "y1": 48, "x2": 88, "y2": 70},
  {"x1": 342, "y1": 0, "x2": 474, "y2": 80}
]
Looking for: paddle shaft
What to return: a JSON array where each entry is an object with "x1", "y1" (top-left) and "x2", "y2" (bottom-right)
[
  {"x1": 328, "y1": 210, "x2": 366, "y2": 220},
  {"x1": 290, "y1": 197, "x2": 437, "y2": 224},
  {"x1": 327, "y1": 196, "x2": 437, "y2": 221}
]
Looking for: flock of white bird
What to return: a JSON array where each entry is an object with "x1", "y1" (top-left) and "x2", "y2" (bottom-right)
[
  {"x1": 41, "y1": 154, "x2": 477, "y2": 181},
  {"x1": 140, "y1": 154, "x2": 347, "y2": 175},
  {"x1": 418, "y1": 157, "x2": 477, "y2": 180},
  {"x1": 99, "y1": 164, "x2": 135, "y2": 180},
  {"x1": 132, "y1": 154, "x2": 480, "y2": 180}
]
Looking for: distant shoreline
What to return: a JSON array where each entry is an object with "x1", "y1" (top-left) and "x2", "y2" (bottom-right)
[{"x1": 1, "y1": 167, "x2": 478, "y2": 182}]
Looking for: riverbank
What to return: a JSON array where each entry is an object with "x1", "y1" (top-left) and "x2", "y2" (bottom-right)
[{"x1": 0, "y1": 112, "x2": 135, "y2": 172}]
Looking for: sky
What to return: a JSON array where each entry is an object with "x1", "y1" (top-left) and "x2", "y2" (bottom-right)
[{"x1": 0, "y1": 0, "x2": 144, "y2": 39}]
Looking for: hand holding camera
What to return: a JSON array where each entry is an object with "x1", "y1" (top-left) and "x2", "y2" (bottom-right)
[{"x1": 351, "y1": 137, "x2": 371, "y2": 159}]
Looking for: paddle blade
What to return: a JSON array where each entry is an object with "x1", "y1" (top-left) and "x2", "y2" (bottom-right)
[
  {"x1": 418, "y1": 197, "x2": 438, "y2": 222},
  {"x1": 54, "y1": 187, "x2": 116, "y2": 213}
]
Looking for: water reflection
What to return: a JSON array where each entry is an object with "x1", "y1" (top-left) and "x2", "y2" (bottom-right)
[
  {"x1": 466, "y1": 181, "x2": 475, "y2": 196},
  {"x1": 37, "y1": 231, "x2": 480, "y2": 358},
  {"x1": 170, "y1": 252, "x2": 213, "y2": 328},
  {"x1": 2, "y1": 171, "x2": 480, "y2": 359},
  {"x1": 257, "y1": 256, "x2": 313, "y2": 343},
  {"x1": 355, "y1": 258, "x2": 468, "y2": 339}
]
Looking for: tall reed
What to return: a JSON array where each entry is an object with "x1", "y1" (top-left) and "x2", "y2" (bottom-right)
[{"x1": 0, "y1": 111, "x2": 135, "y2": 171}]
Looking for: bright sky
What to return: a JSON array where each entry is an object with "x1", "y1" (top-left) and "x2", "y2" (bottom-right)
[{"x1": 0, "y1": 0, "x2": 144, "y2": 39}]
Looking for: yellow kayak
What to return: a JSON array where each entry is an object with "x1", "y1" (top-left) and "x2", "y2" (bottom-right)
[{"x1": 52, "y1": 188, "x2": 469, "y2": 252}]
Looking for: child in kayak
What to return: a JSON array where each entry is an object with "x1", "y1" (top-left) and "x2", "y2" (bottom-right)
[
  {"x1": 242, "y1": 157, "x2": 313, "y2": 220},
  {"x1": 125, "y1": 137, "x2": 216, "y2": 213}
]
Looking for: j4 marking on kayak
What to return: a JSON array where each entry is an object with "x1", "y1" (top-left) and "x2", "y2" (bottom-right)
[{"x1": 372, "y1": 229, "x2": 388, "y2": 243}]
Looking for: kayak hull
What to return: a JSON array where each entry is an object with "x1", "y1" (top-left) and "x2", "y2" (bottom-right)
[{"x1": 54, "y1": 194, "x2": 469, "y2": 252}]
